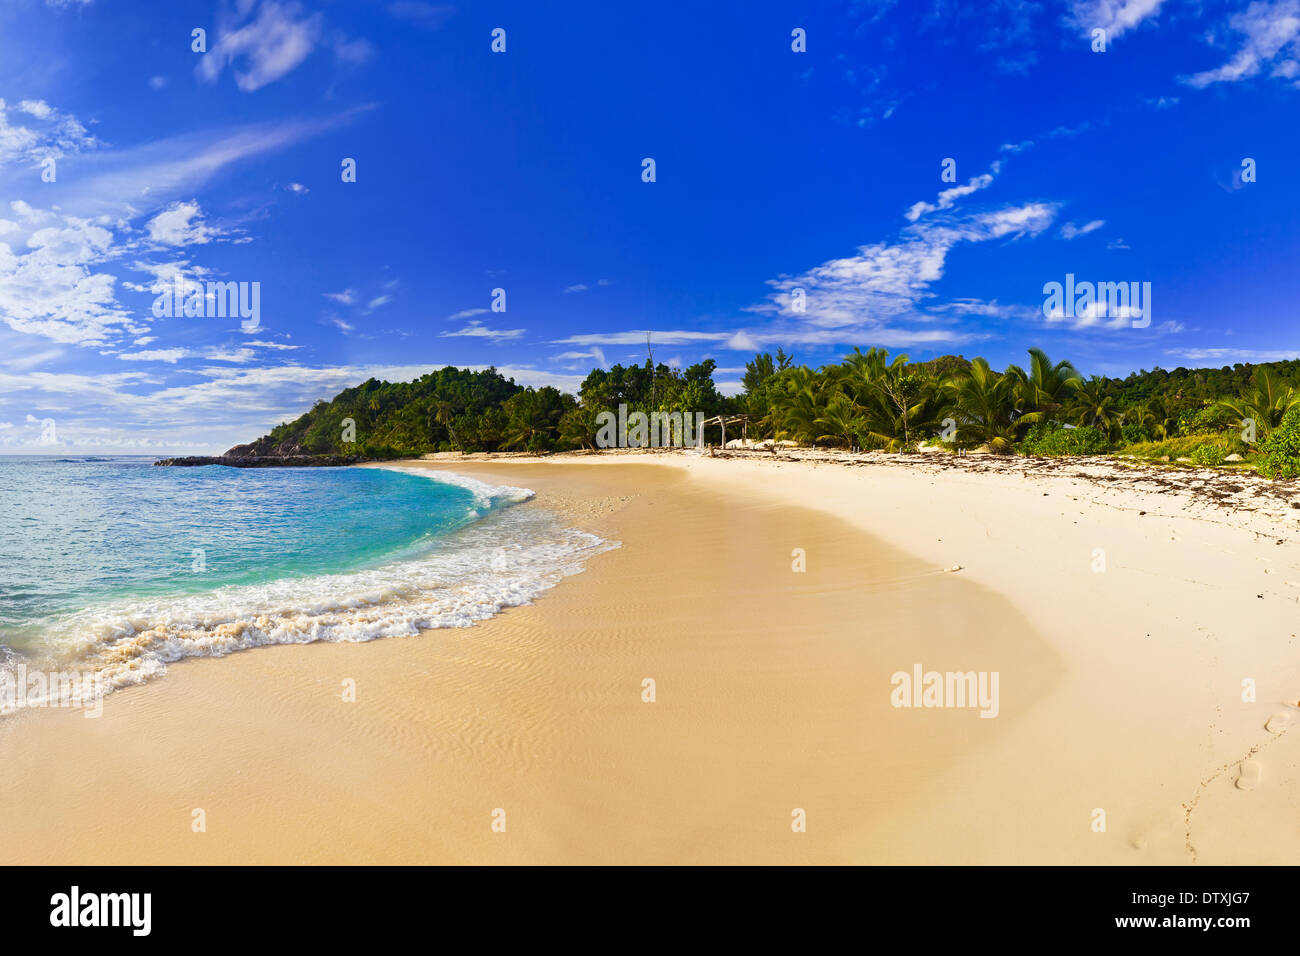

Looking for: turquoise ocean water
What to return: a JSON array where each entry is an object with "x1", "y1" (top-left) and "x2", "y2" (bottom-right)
[{"x1": 0, "y1": 457, "x2": 612, "y2": 710}]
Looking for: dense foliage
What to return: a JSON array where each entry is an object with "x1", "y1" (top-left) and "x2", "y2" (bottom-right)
[
  {"x1": 233, "y1": 361, "x2": 730, "y2": 456},
  {"x1": 231, "y1": 349, "x2": 1300, "y2": 477},
  {"x1": 1256, "y1": 408, "x2": 1300, "y2": 479}
]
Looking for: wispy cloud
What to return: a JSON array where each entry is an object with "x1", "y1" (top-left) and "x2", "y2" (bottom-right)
[
  {"x1": 1165, "y1": 347, "x2": 1300, "y2": 363},
  {"x1": 1182, "y1": 0, "x2": 1300, "y2": 88},
  {"x1": 21, "y1": 108, "x2": 370, "y2": 220},
  {"x1": 0, "y1": 96, "x2": 98, "y2": 168},
  {"x1": 197, "y1": 0, "x2": 325, "y2": 93},
  {"x1": 905, "y1": 164, "x2": 1001, "y2": 222},
  {"x1": 441, "y1": 321, "x2": 524, "y2": 340},
  {"x1": 753, "y1": 202, "x2": 1059, "y2": 332},
  {"x1": 386, "y1": 2, "x2": 457, "y2": 30},
  {"x1": 1060, "y1": 219, "x2": 1105, "y2": 239},
  {"x1": 1067, "y1": 0, "x2": 1165, "y2": 41}
]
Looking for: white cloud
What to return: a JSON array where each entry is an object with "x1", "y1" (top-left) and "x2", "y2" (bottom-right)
[
  {"x1": 1060, "y1": 219, "x2": 1105, "y2": 239},
  {"x1": 21, "y1": 109, "x2": 367, "y2": 222},
  {"x1": 554, "y1": 330, "x2": 731, "y2": 347},
  {"x1": 446, "y1": 307, "x2": 488, "y2": 321},
  {"x1": 0, "y1": 96, "x2": 98, "y2": 168},
  {"x1": 1183, "y1": 0, "x2": 1300, "y2": 88},
  {"x1": 18, "y1": 100, "x2": 53, "y2": 120},
  {"x1": 147, "y1": 201, "x2": 218, "y2": 246},
  {"x1": 197, "y1": 0, "x2": 325, "y2": 93},
  {"x1": 323, "y1": 289, "x2": 355, "y2": 305},
  {"x1": 1068, "y1": 0, "x2": 1165, "y2": 40},
  {"x1": 440, "y1": 321, "x2": 525, "y2": 340},
  {"x1": 1165, "y1": 347, "x2": 1300, "y2": 363},
  {"x1": 555, "y1": 347, "x2": 608, "y2": 367},
  {"x1": 0, "y1": 212, "x2": 142, "y2": 345},
  {"x1": 117, "y1": 348, "x2": 191, "y2": 363},
  {"x1": 754, "y1": 201, "x2": 1058, "y2": 332},
  {"x1": 386, "y1": 2, "x2": 457, "y2": 29},
  {"x1": 905, "y1": 165, "x2": 1000, "y2": 222}
]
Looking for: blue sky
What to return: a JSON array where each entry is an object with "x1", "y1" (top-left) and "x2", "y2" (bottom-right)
[{"x1": 1, "y1": 0, "x2": 1298, "y2": 453}]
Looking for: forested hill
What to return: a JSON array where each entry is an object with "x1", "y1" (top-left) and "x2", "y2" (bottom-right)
[
  {"x1": 227, "y1": 360, "x2": 728, "y2": 457},
  {"x1": 226, "y1": 352, "x2": 1300, "y2": 467}
]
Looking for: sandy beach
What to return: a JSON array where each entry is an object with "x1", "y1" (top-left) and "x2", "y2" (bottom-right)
[{"x1": 1, "y1": 451, "x2": 1297, "y2": 864}]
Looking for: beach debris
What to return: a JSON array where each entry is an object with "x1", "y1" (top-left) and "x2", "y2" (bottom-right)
[
  {"x1": 1265, "y1": 711, "x2": 1292, "y2": 735},
  {"x1": 946, "y1": 564, "x2": 964, "y2": 572},
  {"x1": 1235, "y1": 759, "x2": 1262, "y2": 791}
]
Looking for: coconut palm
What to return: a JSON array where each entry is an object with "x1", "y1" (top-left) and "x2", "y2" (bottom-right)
[
  {"x1": 1006, "y1": 348, "x2": 1082, "y2": 431},
  {"x1": 429, "y1": 398, "x2": 460, "y2": 448},
  {"x1": 766, "y1": 367, "x2": 826, "y2": 443},
  {"x1": 943, "y1": 357, "x2": 1017, "y2": 452},
  {"x1": 558, "y1": 405, "x2": 601, "y2": 450},
  {"x1": 814, "y1": 396, "x2": 863, "y2": 448},
  {"x1": 1130, "y1": 397, "x2": 1175, "y2": 441},
  {"x1": 1070, "y1": 377, "x2": 1123, "y2": 436},
  {"x1": 1213, "y1": 366, "x2": 1300, "y2": 435}
]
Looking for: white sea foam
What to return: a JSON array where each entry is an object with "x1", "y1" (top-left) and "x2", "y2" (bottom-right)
[
  {"x1": 379, "y1": 465, "x2": 536, "y2": 513},
  {"x1": 6, "y1": 470, "x2": 616, "y2": 714}
]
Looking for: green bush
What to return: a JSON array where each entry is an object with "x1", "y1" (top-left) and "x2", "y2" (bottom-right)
[
  {"x1": 1257, "y1": 408, "x2": 1300, "y2": 479},
  {"x1": 1190, "y1": 444, "x2": 1227, "y2": 466},
  {"x1": 1122, "y1": 433, "x2": 1244, "y2": 460},
  {"x1": 1020, "y1": 422, "x2": 1111, "y2": 456},
  {"x1": 1119, "y1": 422, "x2": 1151, "y2": 445},
  {"x1": 1177, "y1": 405, "x2": 1234, "y2": 437}
]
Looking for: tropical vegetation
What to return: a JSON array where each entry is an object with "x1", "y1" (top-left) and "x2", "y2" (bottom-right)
[{"x1": 230, "y1": 348, "x2": 1300, "y2": 477}]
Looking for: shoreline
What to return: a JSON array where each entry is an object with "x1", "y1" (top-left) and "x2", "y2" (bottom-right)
[{"x1": 0, "y1": 453, "x2": 1294, "y2": 863}]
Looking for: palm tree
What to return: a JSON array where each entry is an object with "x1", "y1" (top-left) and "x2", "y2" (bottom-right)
[
  {"x1": 943, "y1": 357, "x2": 1017, "y2": 452},
  {"x1": 429, "y1": 398, "x2": 459, "y2": 449},
  {"x1": 504, "y1": 395, "x2": 559, "y2": 450},
  {"x1": 1214, "y1": 366, "x2": 1300, "y2": 436},
  {"x1": 558, "y1": 406, "x2": 601, "y2": 450},
  {"x1": 766, "y1": 367, "x2": 825, "y2": 443},
  {"x1": 832, "y1": 348, "x2": 940, "y2": 450},
  {"x1": 814, "y1": 396, "x2": 863, "y2": 448},
  {"x1": 1131, "y1": 397, "x2": 1174, "y2": 441},
  {"x1": 1006, "y1": 348, "x2": 1082, "y2": 432},
  {"x1": 1070, "y1": 377, "x2": 1123, "y2": 437}
]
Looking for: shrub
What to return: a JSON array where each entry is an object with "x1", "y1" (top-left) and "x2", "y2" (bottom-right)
[
  {"x1": 1119, "y1": 422, "x2": 1151, "y2": 445},
  {"x1": 1257, "y1": 408, "x2": 1300, "y2": 479},
  {"x1": 1190, "y1": 444, "x2": 1227, "y2": 466},
  {"x1": 1019, "y1": 422, "x2": 1111, "y2": 456},
  {"x1": 1123, "y1": 433, "x2": 1244, "y2": 461},
  {"x1": 1177, "y1": 405, "x2": 1234, "y2": 437}
]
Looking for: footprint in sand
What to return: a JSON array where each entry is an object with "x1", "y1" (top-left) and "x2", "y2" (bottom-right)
[
  {"x1": 1235, "y1": 759, "x2": 1262, "y2": 791},
  {"x1": 1129, "y1": 804, "x2": 1185, "y2": 851},
  {"x1": 1265, "y1": 711, "x2": 1293, "y2": 735}
]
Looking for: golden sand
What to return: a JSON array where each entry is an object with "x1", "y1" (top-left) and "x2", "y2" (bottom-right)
[{"x1": 0, "y1": 454, "x2": 1295, "y2": 864}]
